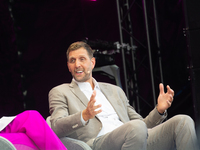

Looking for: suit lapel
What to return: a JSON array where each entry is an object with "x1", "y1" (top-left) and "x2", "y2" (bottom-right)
[
  {"x1": 99, "y1": 83, "x2": 127, "y2": 123},
  {"x1": 68, "y1": 80, "x2": 127, "y2": 122},
  {"x1": 69, "y1": 80, "x2": 89, "y2": 107},
  {"x1": 69, "y1": 80, "x2": 102, "y2": 122}
]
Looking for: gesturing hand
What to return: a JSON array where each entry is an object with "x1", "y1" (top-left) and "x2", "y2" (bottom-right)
[
  {"x1": 82, "y1": 90, "x2": 102, "y2": 121},
  {"x1": 157, "y1": 83, "x2": 174, "y2": 114}
]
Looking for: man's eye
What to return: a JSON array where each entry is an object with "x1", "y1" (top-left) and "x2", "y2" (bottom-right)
[
  {"x1": 70, "y1": 59, "x2": 75, "y2": 63},
  {"x1": 80, "y1": 58, "x2": 85, "y2": 61}
]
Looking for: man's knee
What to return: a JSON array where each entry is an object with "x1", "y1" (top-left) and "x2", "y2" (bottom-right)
[
  {"x1": 173, "y1": 115, "x2": 194, "y2": 126},
  {"x1": 169, "y1": 115, "x2": 195, "y2": 136},
  {"x1": 126, "y1": 120, "x2": 148, "y2": 140}
]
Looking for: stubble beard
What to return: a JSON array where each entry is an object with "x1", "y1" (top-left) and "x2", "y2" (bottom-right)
[{"x1": 73, "y1": 70, "x2": 91, "y2": 82}]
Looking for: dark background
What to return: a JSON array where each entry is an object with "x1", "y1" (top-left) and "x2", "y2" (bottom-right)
[{"x1": 0, "y1": 0, "x2": 198, "y2": 125}]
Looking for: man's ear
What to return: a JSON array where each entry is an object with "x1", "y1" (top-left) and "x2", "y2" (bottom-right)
[
  {"x1": 91, "y1": 57, "x2": 96, "y2": 69},
  {"x1": 67, "y1": 62, "x2": 71, "y2": 72}
]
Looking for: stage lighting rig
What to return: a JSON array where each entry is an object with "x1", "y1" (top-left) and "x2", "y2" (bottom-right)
[{"x1": 82, "y1": 38, "x2": 137, "y2": 54}]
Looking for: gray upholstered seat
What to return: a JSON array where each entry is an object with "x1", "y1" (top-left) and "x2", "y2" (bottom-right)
[
  {"x1": 93, "y1": 64, "x2": 122, "y2": 88},
  {"x1": 0, "y1": 136, "x2": 16, "y2": 150}
]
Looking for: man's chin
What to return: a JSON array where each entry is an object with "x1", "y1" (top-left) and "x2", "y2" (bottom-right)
[
  {"x1": 74, "y1": 77, "x2": 86, "y2": 83},
  {"x1": 74, "y1": 75, "x2": 91, "y2": 83}
]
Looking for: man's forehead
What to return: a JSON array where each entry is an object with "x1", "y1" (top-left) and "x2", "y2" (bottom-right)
[
  {"x1": 69, "y1": 54, "x2": 86, "y2": 58},
  {"x1": 68, "y1": 49, "x2": 88, "y2": 58}
]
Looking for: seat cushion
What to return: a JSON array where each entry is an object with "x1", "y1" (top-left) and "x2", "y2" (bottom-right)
[
  {"x1": 0, "y1": 136, "x2": 16, "y2": 150},
  {"x1": 0, "y1": 133, "x2": 39, "y2": 150}
]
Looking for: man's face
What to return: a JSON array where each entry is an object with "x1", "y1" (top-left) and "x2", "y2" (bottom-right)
[{"x1": 67, "y1": 47, "x2": 95, "y2": 83}]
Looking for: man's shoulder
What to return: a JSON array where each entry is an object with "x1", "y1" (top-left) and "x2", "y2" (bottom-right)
[
  {"x1": 50, "y1": 83, "x2": 71, "y2": 92},
  {"x1": 98, "y1": 82, "x2": 121, "y2": 89}
]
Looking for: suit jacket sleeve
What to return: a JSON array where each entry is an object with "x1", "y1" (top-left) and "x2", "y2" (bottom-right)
[
  {"x1": 126, "y1": 95, "x2": 167, "y2": 128},
  {"x1": 105, "y1": 83, "x2": 167, "y2": 128},
  {"x1": 48, "y1": 85, "x2": 84, "y2": 138},
  {"x1": 48, "y1": 83, "x2": 102, "y2": 145}
]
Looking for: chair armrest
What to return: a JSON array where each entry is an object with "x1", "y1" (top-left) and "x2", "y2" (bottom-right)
[
  {"x1": 60, "y1": 137, "x2": 92, "y2": 150},
  {"x1": 46, "y1": 116, "x2": 92, "y2": 150},
  {"x1": 0, "y1": 136, "x2": 16, "y2": 150}
]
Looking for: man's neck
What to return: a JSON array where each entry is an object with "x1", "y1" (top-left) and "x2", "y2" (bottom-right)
[{"x1": 73, "y1": 78, "x2": 95, "y2": 90}]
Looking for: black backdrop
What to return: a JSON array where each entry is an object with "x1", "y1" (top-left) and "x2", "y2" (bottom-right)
[{"x1": 0, "y1": 0, "x2": 196, "y2": 122}]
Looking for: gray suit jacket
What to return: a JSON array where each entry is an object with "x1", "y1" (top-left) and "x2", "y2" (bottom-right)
[{"x1": 48, "y1": 80, "x2": 166, "y2": 147}]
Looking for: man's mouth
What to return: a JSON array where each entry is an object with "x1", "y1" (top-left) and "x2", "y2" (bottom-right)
[{"x1": 75, "y1": 70, "x2": 83, "y2": 74}]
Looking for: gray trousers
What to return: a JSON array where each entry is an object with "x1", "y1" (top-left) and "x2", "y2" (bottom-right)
[{"x1": 92, "y1": 115, "x2": 199, "y2": 150}]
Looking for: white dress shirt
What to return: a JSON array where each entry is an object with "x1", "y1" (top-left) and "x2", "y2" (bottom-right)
[{"x1": 73, "y1": 78, "x2": 124, "y2": 137}]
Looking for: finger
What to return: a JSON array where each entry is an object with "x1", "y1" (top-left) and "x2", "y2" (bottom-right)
[
  {"x1": 167, "y1": 96, "x2": 173, "y2": 104},
  {"x1": 90, "y1": 90, "x2": 96, "y2": 101},
  {"x1": 168, "y1": 95, "x2": 173, "y2": 102},
  {"x1": 167, "y1": 100, "x2": 172, "y2": 107},
  {"x1": 159, "y1": 83, "x2": 165, "y2": 95},
  {"x1": 89, "y1": 90, "x2": 97, "y2": 106},
  {"x1": 88, "y1": 98, "x2": 96, "y2": 108},
  {"x1": 92, "y1": 104, "x2": 102, "y2": 116},
  {"x1": 95, "y1": 109, "x2": 102, "y2": 114},
  {"x1": 171, "y1": 89, "x2": 174, "y2": 96},
  {"x1": 166, "y1": 85, "x2": 170, "y2": 92},
  {"x1": 167, "y1": 85, "x2": 174, "y2": 96},
  {"x1": 93, "y1": 104, "x2": 102, "y2": 110}
]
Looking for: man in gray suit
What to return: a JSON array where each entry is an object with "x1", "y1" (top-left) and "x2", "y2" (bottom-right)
[{"x1": 48, "y1": 41, "x2": 199, "y2": 150}]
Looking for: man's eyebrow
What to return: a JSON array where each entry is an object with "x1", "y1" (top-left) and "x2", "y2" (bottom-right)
[
  {"x1": 68, "y1": 57, "x2": 76, "y2": 62},
  {"x1": 69, "y1": 54, "x2": 86, "y2": 59},
  {"x1": 68, "y1": 56, "x2": 75, "y2": 60}
]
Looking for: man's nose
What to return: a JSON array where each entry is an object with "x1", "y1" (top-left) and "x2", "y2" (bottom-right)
[{"x1": 75, "y1": 60, "x2": 81, "y2": 68}]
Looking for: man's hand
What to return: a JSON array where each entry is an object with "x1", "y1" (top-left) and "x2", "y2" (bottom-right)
[
  {"x1": 157, "y1": 83, "x2": 174, "y2": 114},
  {"x1": 82, "y1": 90, "x2": 102, "y2": 121}
]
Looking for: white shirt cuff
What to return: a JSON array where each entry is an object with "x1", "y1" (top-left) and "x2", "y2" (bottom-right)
[{"x1": 81, "y1": 111, "x2": 89, "y2": 126}]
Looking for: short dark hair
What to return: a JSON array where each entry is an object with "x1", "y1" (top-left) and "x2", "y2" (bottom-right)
[{"x1": 66, "y1": 41, "x2": 94, "y2": 61}]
